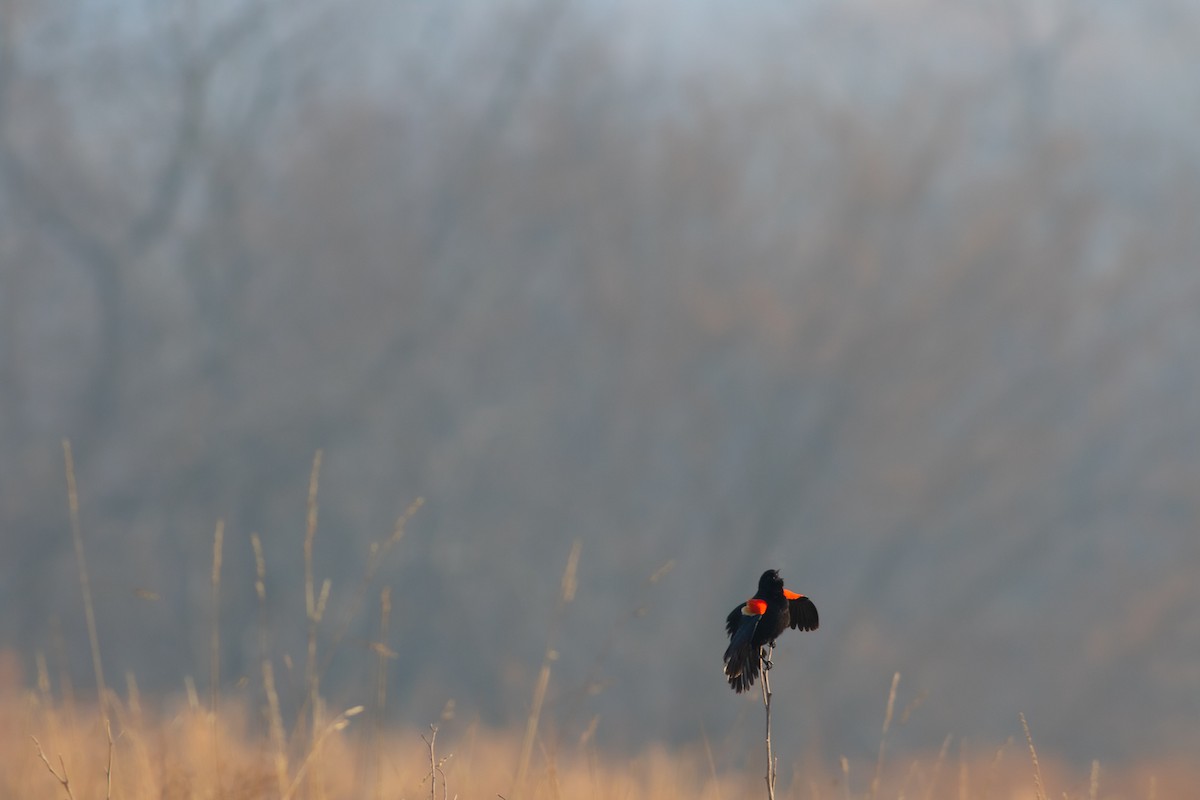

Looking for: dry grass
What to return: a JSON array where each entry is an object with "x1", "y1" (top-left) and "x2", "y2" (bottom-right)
[
  {"x1": 10, "y1": 449, "x2": 1196, "y2": 799},
  {"x1": 7, "y1": 681, "x2": 1199, "y2": 800}
]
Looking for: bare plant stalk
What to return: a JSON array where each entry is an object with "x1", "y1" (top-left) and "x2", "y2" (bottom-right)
[
  {"x1": 1020, "y1": 712, "x2": 1047, "y2": 800},
  {"x1": 425, "y1": 725, "x2": 438, "y2": 800},
  {"x1": 63, "y1": 439, "x2": 108, "y2": 718},
  {"x1": 421, "y1": 724, "x2": 453, "y2": 800},
  {"x1": 761, "y1": 643, "x2": 776, "y2": 800},
  {"x1": 32, "y1": 735, "x2": 77, "y2": 800},
  {"x1": 104, "y1": 718, "x2": 114, "y2": 800},
  {"x1": 512, "y1": 539, "x2": 581, "y2": 798},
  {"x1": 871, "y1": 671, "x2": 901, "y2": 799}
]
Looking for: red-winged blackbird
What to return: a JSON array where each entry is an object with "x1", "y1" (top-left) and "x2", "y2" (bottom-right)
[{"x1": 723, "y1": 569, "x2": 819, "y2": 693}]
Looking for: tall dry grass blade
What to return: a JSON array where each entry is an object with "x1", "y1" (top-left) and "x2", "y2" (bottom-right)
[
  {"x1": 270, "y1": 496, "x2": 423, "y2": 777},
  {"x1": 316, "y1": 497, "x2": 423, "y2": 682},
  {"x1": 252, "y1": 533, "x2": 289, "y2": 796},
  {"x1": 698, "y1": 719, "x2": 723, "y2": 800},
  {"x1": 263, "y1": 660, "x2": 289, "y2": 797},
  {"x1": 1089, "y1": 759, "x2": 1100, "y2": 800},
  {"x1": 515, "y1": 659, "x2": 553, "y2": 796},
  {"x1": 104, "y1": 717, "x2": 114, "y2": 800},
  {"x1": 124, "y1": 671, "x2": 141, "y2": 721},
  {"x1": 870, "y1": 671, "x2": 901, "y2": 800},
  {"x1": 985, "y1": 737, "x2": 1012, "y2": 797},
  {"x1": 537, "y1": 736, "x2": 563, "y2": 800},
  {"x1": 35, "y1": 651, "x2": 52, "y2": 704},
  {"x1": 210, "y1": 519, "x2": 224, "y2": 714},
  {"x1": 512, "y1": 539, "x2": 582, "y2": 798},
  {"x1": 280, "y1": 706, "x2": 364, "y2": 800},
  {"x1": 923, "y1": 733, "x2": 952, "y2": 800},
  {"x1": 49, "y1": 615, "x2": 77, "y2": 717},
  {"x1": 283, "y1": 496, "x2": 424, "y2": 750},
  {"x1": 209, "y1": 520, "x2": 225, "y2": 800},
  {"x1": 297, "y1": 452, "x2": 331, "y2": 800},
  {"x1": 304, "y1": 451, "x2": 323, "y2": 620},
  {"x1": 370, "y1": 587, "x2": 394, "y2": 800},
  {"x1": 63, "y1": 439, "x2": 108, "y2": 719},
  {"x1": 1020, "y1": 712, "x2": 1047, "y2": 800},
  {"x1": 304, "y1": 450, "x2": 324, "y2": 742},
  {"x1": 251, "y1": 533, "x2": 268, "y2": 656},
  {"x1": 561, "y1": 538, "x2": 582, "y2": 602},
  {"x1": 184, "y1": 675, "x2": 199, "y2": 710}
]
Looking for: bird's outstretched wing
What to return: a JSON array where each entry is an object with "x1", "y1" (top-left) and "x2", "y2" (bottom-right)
[{"x1": 784, "y1": 591, "x2": 819, "y2": 632}]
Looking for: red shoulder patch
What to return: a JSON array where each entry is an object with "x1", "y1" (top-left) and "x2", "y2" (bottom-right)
[
  {"x1": 744, "y1": 598, "x2": 768, "y2": 615},
  {"x1": 783, "y1": 589, "x2": 804, "y2": 600}
]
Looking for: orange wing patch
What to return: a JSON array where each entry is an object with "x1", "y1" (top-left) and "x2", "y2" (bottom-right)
[
  {"x1": 744, "y1": 598, "x2": 768, "y2": 616},
  {"x1": 783, "y1": 589, "x2": 804, "y2": 600}
]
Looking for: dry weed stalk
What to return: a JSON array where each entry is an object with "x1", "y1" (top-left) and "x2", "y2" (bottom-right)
[
  {"x1": 760, "y1": 643, "x2": 777, "y2": 800},
  {"x1": 31, "y1": 735, "x2": 76, "y2": 800},
  {"x1": 422, "y1": 723, "x2": 454, "y2": 800}
]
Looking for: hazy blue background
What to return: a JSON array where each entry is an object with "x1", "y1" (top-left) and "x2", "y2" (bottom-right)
[{"x1": 2, "y1": 0, "x2": 1198, "y2": 768}]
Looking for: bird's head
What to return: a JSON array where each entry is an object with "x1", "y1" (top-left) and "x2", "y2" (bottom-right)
[{"x1": 758, "y1": 569, "x2": 784, "y2": 594}]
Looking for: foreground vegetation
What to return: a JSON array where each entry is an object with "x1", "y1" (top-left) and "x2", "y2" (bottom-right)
[
  {"x1": 7, "y1": 681, "x2": 1196, "y2": 799},
  {"x1": 7, "y1": 451, "x2": 1193, "y2": 799}
]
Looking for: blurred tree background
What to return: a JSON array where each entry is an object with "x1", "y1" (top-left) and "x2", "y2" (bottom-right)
[{"x1": 2, "y1": 0, "x2": 1199, "y2": 767}]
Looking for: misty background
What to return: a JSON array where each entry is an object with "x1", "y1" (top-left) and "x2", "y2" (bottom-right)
[{"x1": 2, "y1": 0, "x2": 1199, "y2": 768}]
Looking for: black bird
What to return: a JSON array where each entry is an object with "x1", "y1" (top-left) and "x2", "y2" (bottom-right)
[{"x1": 723, "y1": 569, "x2": 818, "y2": 693}]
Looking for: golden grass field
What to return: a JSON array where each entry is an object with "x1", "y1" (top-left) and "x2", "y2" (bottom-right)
[
  {"x1": 7, "y1": 449, "x2": 1195, "y2": 799},
  {"x1": 7, "y1": 672, "x2": 1198, "y2": 800}
]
